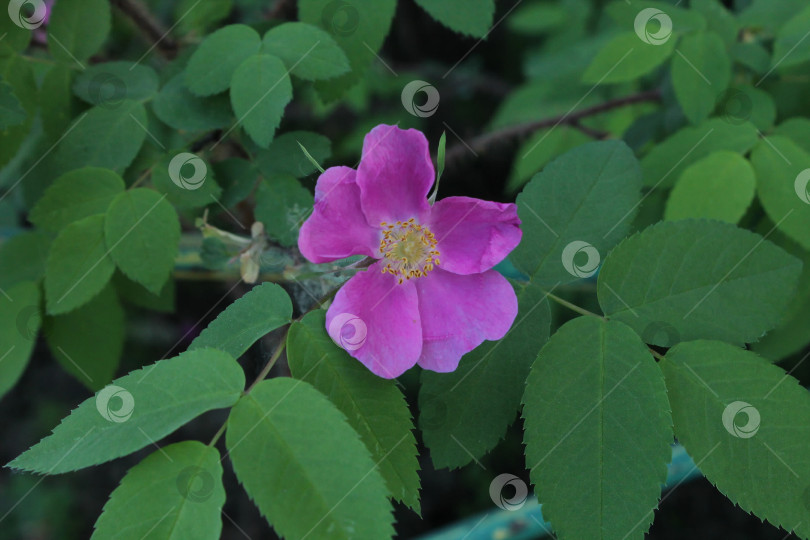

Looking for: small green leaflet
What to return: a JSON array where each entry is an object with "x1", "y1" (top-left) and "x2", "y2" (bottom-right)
[
  {"x1": 597, "y1": 220, "x2": 803, "y2": 346},
  {"x1": 583, "y1": 32, "x2": 675, "y2": 84},
  {"x1": 44, "y1": 285, "x2": 124, "y2": 391},
  {"x1": 189, "y1": 282, "x2": 292, "y2": 359},
  {"x1": 605, "y1": 1, "x2": 707, "y2": 33},
  {"x1": 40, "y1": 64, "x2": 79, "y2": 140},
  {"x1": 152, "y1": 74, "x2": 233, "y2": 132},
  {"x1": 772, "y1": 5, "x2": 810, "y2": 70},
  {"x1": 691, "y1": 0, "x2": 739, "y2": 48},
  {"x1": 253, "y1": 130, "x2": 331, "y2": 177},
  {"x1": 72, "y1": 62, "x2": 159, "y2": 107},
  {"x1": 664, "y1": 151, "x2": 755, "y2": 223},
  {"x1": 420, "y1": 282, "x2": 550, "y2": 469},
  {"x1": 7, "y1": 348, "x2": 244, "y2": 474},
  {"x1": 261, "y1": 22, "x2": 350, "y2": 81},
  {"x1": 45, "y1": 214, "x2": 115, "y2": 315},
  {"x1": 185, "y1": 24, "x2": 262, "y2": 96},
  {"x1": 287, "y1": 310, "x2": 421, "y2": 511},
  {"x1": 225, "y1": 378, "x2": 395, "y2": 539},
  {"x1": 0, "y1": 79, "x2": 26, "y2": 129},
  {"x1": 0, "y1": 231, "x2": 51, "y2": 290},
  {"x1": 428, "y1": 131, "x2": 446, "y2": 204},
  {"x1": 229, "y1": 54, "x2": 292, "y2": 148},
  {"x1": 662, "y1": 341, "x2": 810, "y2": 538},
  {"x1": 0, "y1": 282, "x2": 41, "y2": 399},
  {"x1": 150, "y1": 152, "x2": 223, "y2": 210},
  {"x1": 774, "y1": 118, "x2": 810, "y2": 154},
  {"x1": 53, "y1": 100, "x2": 148, "y2": 173},
  {"x1": 641, "y1": 119, "x2": 758, "y2": 188},
  {"x1": 522, "y1": 317, "x2": 672, "y2": 540},
  {"x1": 413, "y1": 0, "x2": 495, "y2": 37},
  {"x1": 254, "y1": 174, "x2": 314, "y2": 247},
  {"x1": 104, "y1": 189, "x2": 180, "y2": 295},
  {"x1": 29, "y1": 168, "x2": 125, "y2": 232},
  {"x1": 507, "y1": 127, "x2": 591, "y2": 194},
  {"x1": 750, "y1": 136, "x2": 810, "y2": 251},
  {"x1": 299, "y1": 0, "x2": 397, "y2": 101},
  {"x1": 671, "y1": 32, "x2": 731, "y2": 124},
  {"x1": 47, "y1": 0, "x2": 111, "y2": 64},
  {"x1": 92, "y1": 441, "x2": 225, "y2": 540},
  {"x1": 511, "y1": 140, "x2": 642, "y2": 286}
]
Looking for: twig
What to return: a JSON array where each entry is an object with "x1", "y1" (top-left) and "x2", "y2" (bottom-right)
[
  {"x1": 444, "y1": 88, "x2": 661, "y2": 169},
  {"x1": 111, "y1": 0, "x2": 177, "y2": 57}
]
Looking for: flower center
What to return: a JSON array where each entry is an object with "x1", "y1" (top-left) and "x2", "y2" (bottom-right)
[{"x1": 379, "y1": 218, "x2": 440, "y2": 284}]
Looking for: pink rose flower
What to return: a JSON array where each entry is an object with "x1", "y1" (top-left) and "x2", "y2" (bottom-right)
[{"x1": 298, "y1": 124, "x2": 522, "y2": 378}]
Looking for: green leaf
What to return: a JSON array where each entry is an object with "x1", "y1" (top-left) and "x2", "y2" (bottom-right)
[
  {"x1": 45, "y1": 214, "x2": 115, "y2": 315},
  {"x1": 0, "y1": 79, "x2": 26, "y2": 129},
  {"x1": 47, "y1": 0, "x2": 111, "y2": 64},
  {"x1": 691, "y1": 0, "x2": 739, "y2": 48},
  {"x1": 0, "y1": 56, "x2": 35, "y2": 168},
  {"x1": 8, "y1": 348, "x2": 244, "y2": 474},
  {"x1": 750, "y1": 136, "x2": 810, "y2": 251},
  {"x1": 30, "y1": 168, "x2": 125, "y2": 232},
  {"x1": 152, "y1": 74, "x2": 233, "y2": 132},
  {"x1": 254, "y1": 131, "x2": 331, "y2": 178},
  {"x1": 605, "y1": 1, "x2": 707, "y2": 34},
  {"x1": 522, "y1": 317, "x2": 672, "y2": 540},
  {"x1": 73, "y1": 62, "x2": 159, "y2": 107},
  {"x1": 738, "y1": 0, "x2": 806, "y2": 33},
  {"x1": 212, "y1": 158, "x2": 258, "y2": 207},
  {"x1": 150, "y1": 152, "x2": 222, "y2": 210},
  {"x1": 176, "y1": 0, "x2": 232, "y2": 34},
  {"x1": 254, "y1": 174, "x2": 314, "y2": 247},
  {"x1": 507, "y1": 127, "x2": 591, "y2": 194},
  {"x1": 662, "y1": 341, "x2": 810, "y2": 538},
  {"x1": 53, "y1": 100, "x2": 148, "y2": 173},
  {"x1": 287, "y1": 310, "x2": 421, "y2": 511},
  {"x1": 420, "y1": 282, "x2": 551, "y2": 469},
  {"x1": 40, "y1": 65, "x2": 80, "y2": 141},
  {"x1": 671, "y1": 32, "x2": 731, "y2": 125},
  {"x1": 0, "y1": 231, "x2": 51, "y2": 290},
  {"x1": 262, "y1": 22, "x2": 350, "y2": 81},
  {"x1": 104, "y1": 189, "x2": 180, "y2": 295},
  {"x1": 189, "y1": 282, "x2": 292, "y2": 359},
  {"x1": 583, "y1": 32, "x2": 675, "y2": 84},
  {"x1": 44, "y1": 285, "x2": 124, "y2": 391},
  {"x1": 511, "y1": 140, "x2": 642, "y2": 286},
  {"x1": 773, "y1": 5, "x2": 810, "y2": 71},
  {"x1": 299, "y1": 0, "x2": 397, "y2": 101},
  {"x1": 597, "y1": 220, "x2": 803, "y2": 346},
  {"x1": 413, "y1": 0, "x2": 495, "y2": 37},
  {"x1": 664, "y1": 151, "x2": 755, "y2": 223},
  {"x1": 230, "y1": 54, "x2": 292, "y2": 148},
  {"x1": 715, "y1": 85, "x2": 776, "y2": 131},
  {"x1": 774, "y1": 118, "x2": 810, "y2": 154},
  {"x1": 185, "y1": 24, "x2": 262, "y2": 96},
  {"x1": 114, "y1": 272, "x2": 175, "y2": 313},
  {"x1": 731, "y1": 42, "x2": 771, "y2": 74},
  {"x1": 641, "y1": 119, "x2": 759, "y2": 188},
  {"x1": 0, "y1": 3, "x2": 32, "y2": 56},
  {"x1": 226, "y1": 378, "x2": 394, "y2": 539},
  {"x1": 92, "y1": 441, "x2": 225, "y2": 540},
  {"x1": 0, "y1": 282, "x2": 41, "y2": 399}
]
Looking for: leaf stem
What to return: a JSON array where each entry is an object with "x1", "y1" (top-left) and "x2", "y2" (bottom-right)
[
  {"x1": 245, "y1": 339, "x2": 287, "y2": 394},
  {"x1": 544, "y1": 290, "x2": 606, "y2": 320}
]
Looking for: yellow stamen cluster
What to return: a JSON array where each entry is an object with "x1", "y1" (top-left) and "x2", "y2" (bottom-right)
[{"x1": 379, "y1": 218, "x2": 440, "y2": 284}]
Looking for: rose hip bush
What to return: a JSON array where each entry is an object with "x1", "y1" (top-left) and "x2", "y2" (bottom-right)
[{"x1": 2, "y1": 0, "x2": 810, "y2": 539}]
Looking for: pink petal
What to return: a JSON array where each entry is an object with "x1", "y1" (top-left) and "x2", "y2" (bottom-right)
[
  {"x1": 356, "y1": 125, "x2": 434, "y2": 225},
  {"x1": 326, "y1": 261, "x2": 422, "y2": 378},
  {"x1": 298, "y1": 166, "x2": 381, "y2": 263},
  {"x1": 428, "y1": 197, "x2": 522, "y2": 275},
  {"x1": 415, "y1": 268, "x2": 518, "y2": 372}
]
